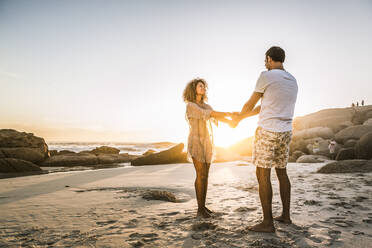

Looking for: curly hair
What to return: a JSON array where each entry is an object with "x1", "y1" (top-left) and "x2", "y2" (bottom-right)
[{"x1": 182, "y1": 78, "x2": 208, "y2": 103}]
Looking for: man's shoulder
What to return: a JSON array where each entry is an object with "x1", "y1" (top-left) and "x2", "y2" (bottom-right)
[{"x1": 266, "y1": 70, "x2": 296, "y2": 83}]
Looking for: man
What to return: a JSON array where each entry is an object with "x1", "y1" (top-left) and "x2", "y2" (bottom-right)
[{"x1": 232, "y1": 46, "x2": 298, "y2": 232}]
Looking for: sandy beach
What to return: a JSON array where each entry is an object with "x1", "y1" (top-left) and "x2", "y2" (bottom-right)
[{"x1": 0, "y1": 161, "x2": 371, "y2": 247}]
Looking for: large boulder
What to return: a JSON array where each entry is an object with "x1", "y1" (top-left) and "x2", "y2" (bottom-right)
[
  {"x1": 363, "y1": 118, "x2": 372, "y2": 126},
  {"x1": 317, "y1": 160, "x2": 372, "y2": 174},
  {"x1": 355, "y1": 132, "x2": 372, "y2": 160},
  {"x1": 290, "y1": 139, "x2": 308, "y2": 154},
  {"x1": 296, "y1": 155, "x2": 329, "y2": 163},
  {"x1": 289, "y1": 150, "x2": 305, "y2": 162},
  {"x1": 0, "y1": 158, "x2": 43, "y2": 173},
  {"x1": 293, "y1": 127, "x2": 334, "y2": 141},
  {"x1": 58, "y1": 150, "x2": 76, "y2": 155},
  {"x1": 97, "y1": 153, "x2": 131, "y2": 164},
  {"x1": 366, "y1": 110, "x2": 372, "y2": 119},
  {"x1": 0, "y1": 129, "x2": 49, "y2": 162},
  {"x1": 131, "y1": 143, "x2": 188, "y2": 166},
  {"x1": 351, "y1": 108, "x2": 370, "y2": 125},
  {"x1": 90, "y1": 146, "x2": 120, "y2": 155},
  {"x1": 329, "y1": 121, "x2": 353, "y2": 134},
  {"x1": 0, "y1": 147, "x2": 45, "y2": 163},
  {"x1": 293, "y1": 108, "x2": 353, "y2": 131},
  {"x1": 41, "y1": 153, "x2": 99, "y2": 167},
  {"x1": 335, "y1": 125, "x2": 372, "y2": 144},
  {"x1": 293, "y1": 105, "x2": 372, "y2": 131},
  {"x1": 336, "y1": 148, "x2": 355, "y2": 161},
  {"x1": 344, "y1": 139, "x2": 358, "y2": 148}
]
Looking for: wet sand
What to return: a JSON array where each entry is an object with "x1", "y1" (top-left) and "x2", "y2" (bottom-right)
[{"x1": 0, "y1": 162, "x2": 371, "y2": 247}]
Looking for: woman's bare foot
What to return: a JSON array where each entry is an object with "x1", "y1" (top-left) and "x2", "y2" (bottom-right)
[
  {"x1": 247, "y1": 222, "x2": 275, "y2": 233},
  {"x1": 197, "y1": 208, "x2": 211, "y2": 218},
  {"x1": 204, "y1": 206, "x2": 214, "y2": 214},
  {"x1": 274, "y1": 215, "x2": 292, "y2": 224}
]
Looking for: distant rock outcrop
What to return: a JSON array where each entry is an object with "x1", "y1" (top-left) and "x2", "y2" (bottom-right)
[
  {"x1": 0, "y1": 158, "x2": 43, "y2": 173},
  {"x1": 293, "y1": 127, "x2": 334, "y2": 141},
  {"x1": 335, "y1": 125, "x2": 372, "y2": 144},
  {"x1": 0, "y1": 129, "x2": 49, "y2": 164},
  {"x1": 42, "y1": 153, "x2": 99, "y2": 167},
  {"x1": 355, "y1": 132, "x2": 372, "y2": 160},
  {"x1": 0, "y1": 129, "x2": 48, "y2": 173},
  {"x1": 90, "y1": 146, "x2": 120, "y2": 155},
  {"x1": 296, "y1": 155, "x2": 329, "y2": 163},
  {"x1": 336, "y1": 148, "x2": 355, "y2": 161},
  {"x1": 131, "y1": 143, "x2": 187, "y2": 166},
  {"x1": 317, "y1": 160, "x2": 372, "y2": 173}
]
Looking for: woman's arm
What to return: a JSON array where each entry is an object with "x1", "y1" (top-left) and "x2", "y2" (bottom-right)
[
  {"x1": 210, "y1": 111, "x2": 232, "y2": 119},
  {"x1": 214, "y1": 116, "x2": 233, "y2": 124}
]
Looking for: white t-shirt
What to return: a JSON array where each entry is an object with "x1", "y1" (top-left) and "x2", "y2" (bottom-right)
[{"x1": 254, "y1": 69, "x2": 298, "y2": 132}]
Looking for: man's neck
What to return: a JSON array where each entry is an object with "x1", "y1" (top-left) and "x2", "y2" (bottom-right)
[{"x1": 269, "y1": 63, "x2": 284, "y2": 71}]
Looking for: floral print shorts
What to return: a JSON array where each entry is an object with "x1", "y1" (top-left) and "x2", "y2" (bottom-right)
[{"x1": 253, "y1": 127, "x2": 292, "y2": 169}]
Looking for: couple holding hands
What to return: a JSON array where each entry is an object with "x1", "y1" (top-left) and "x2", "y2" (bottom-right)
[{"x1": 183, "y1": 46, "x2": 298, "y2": 233}]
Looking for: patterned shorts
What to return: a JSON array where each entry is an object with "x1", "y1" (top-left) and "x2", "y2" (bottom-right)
[{"x1": 253, "y1": 127, "x2": 292, "y2": 169}]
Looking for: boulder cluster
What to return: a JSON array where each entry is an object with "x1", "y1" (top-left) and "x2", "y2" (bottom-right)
[
  {"x1": 289, "y1": 105, "x2": 372, "y2": 163},
  {"x1": 0, "y1": 129, "x2": 187, "y2": 175}
]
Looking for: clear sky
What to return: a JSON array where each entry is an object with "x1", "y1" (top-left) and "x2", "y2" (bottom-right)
[{"x1": 1, "y1": 0, "x2": 371, "y2": 146}]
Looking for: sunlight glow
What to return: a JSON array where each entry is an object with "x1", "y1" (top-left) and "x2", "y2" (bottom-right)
[{"x1": 213, "y1": 116, "x2": 258, "y2": 147}]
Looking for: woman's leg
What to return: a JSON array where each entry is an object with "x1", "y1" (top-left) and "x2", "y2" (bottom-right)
[
  {"x1": 192, "y1": 157, "x2": 210, "y2": 218},
  {"x1": 202, "y1": 163, "x2": 213, "y2": 213}
]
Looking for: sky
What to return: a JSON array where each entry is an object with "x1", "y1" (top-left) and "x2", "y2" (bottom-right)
[{"x1": 1, "y1": 0, "x2": 371, "y2": 146}]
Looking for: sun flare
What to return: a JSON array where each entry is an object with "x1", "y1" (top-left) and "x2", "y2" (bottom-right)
[{"x1": 213, "y1": 116, "x2": 258, "y2": 147}]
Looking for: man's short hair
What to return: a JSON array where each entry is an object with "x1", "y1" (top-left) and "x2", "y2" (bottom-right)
[{"x1": 266, "y1": 46, "x2": 285, "y2": 63}]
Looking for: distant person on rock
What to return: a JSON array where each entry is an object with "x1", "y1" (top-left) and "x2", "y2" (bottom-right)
[
  {"x1": 328, "y1": 139, "x2": 337, "y2": 160},
  {"x1": 231, "y1": 46, "x2": 298, "y2": 232},
  {"x1": 312, "y1": 140, "x2": 320, "y2": 154}
]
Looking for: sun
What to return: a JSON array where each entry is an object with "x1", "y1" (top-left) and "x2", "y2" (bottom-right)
[{"x1": 213, "y1": 117, "x2": 258, "y2": 147}]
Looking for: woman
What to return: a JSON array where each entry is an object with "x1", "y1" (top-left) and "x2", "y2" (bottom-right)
[{"x1": 183, "y1": 78, "x2": 235, "y2": 218}]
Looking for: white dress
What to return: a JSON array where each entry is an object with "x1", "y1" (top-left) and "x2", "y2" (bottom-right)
[{"x1": 185, "y1": 102, "x2": 217, "y2": 163}]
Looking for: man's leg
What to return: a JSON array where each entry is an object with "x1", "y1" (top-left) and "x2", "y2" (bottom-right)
[
  {"x1": 249, "y1": 166, "x2": 275, "y2": 232},
  {"x1": 274, "y1": 168, "x2": 292, "y2": 224}
]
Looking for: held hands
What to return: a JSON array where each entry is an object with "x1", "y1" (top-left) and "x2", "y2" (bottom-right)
[{"x1": 226, "y1": 112, "x2": 241, "y2": 128}]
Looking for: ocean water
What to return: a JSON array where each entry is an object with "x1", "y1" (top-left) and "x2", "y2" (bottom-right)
[{"x1": 47, "y1": 142, "x2": 175, "y2": 155}]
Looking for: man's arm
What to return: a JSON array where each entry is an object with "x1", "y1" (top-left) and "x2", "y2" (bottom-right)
[
  {"x1": 239, "y1": 105, "x2": 261, "y2": 119},
  {"x1": 228, "y1": 92, "x2": 262, "y2": 128},
  {"x1": 240, "y1": 92, "x2": 263, "y2": 116}
]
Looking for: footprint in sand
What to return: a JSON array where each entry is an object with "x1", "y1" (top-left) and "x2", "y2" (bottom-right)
[
  {"x1": 304, "y1": 200, "x2": 322, "y2": 206},
  {"x1": 129, "y1": 232, "x2": 159, "y2": 244},
  {"x1": 124, "y1": 219, "x2": 138, "y2": 228},
  {"x1": 158, "y1": 211, "x2": 180, "y2": 216},
  {"x1": 234, "y1": 206, "x2": 258, "y2": 212},
  {"x1": 96, "y1": 220, "x2": 117, "y2": 226},
  {"x1": 191, "y1": 222, "x2": 217, "y2": 231}
]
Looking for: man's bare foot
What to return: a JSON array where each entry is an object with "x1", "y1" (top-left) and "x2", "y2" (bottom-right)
[
  {"x1": 204, "y1": 206, "x2": 214, "y2": 214},
  {"x1": 247, "y1": 222, "x2": 275, "y2": 233},
  {"x1": 197, "y1": 209, "x2": 211, "y2": 218},
  {"x1": 274, "y1": 216, "x2": 292, "y2": 224}
]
